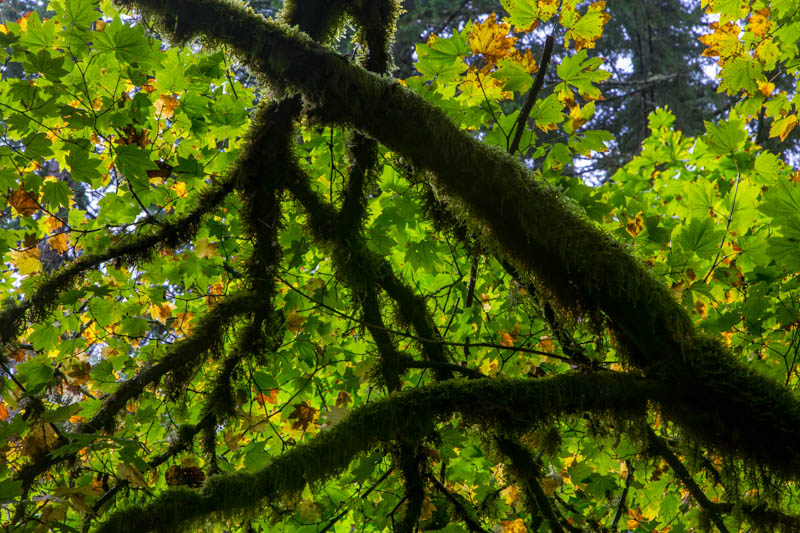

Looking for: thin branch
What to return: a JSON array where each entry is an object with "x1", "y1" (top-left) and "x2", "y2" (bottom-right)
[
  {"x1": 610, "y1": 460, "x2": 634, "y2": 531},
  {"x1": 495, "y1": 436, "x2": 563, "y2": 533},
  {"x1": 428, "y1": 474, "x2": 490, "y2": 533},
  {"x1": 508, "y1": 34, "x2": 555, "y2": 156},
  {"x1": 646, "y1": 427, "x2": 730, "y2": 533}
]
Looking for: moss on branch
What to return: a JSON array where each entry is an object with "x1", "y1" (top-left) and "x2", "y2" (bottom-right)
[{"x1": 95, "y1": 372, "x2": 650, "y2": 533}]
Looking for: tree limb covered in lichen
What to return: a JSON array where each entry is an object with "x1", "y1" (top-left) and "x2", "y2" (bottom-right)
[{"x1": 95, "y1": 372, "x2": 651, "y2": 533}]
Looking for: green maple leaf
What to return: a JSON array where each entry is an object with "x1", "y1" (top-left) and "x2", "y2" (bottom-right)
[
  {"x1": 66, "y1": 148, "x2": 105, "y2": 185},
  {"x1": 674, "y1": 218, "x2": 725, "y2": 257},
  {"x1": 115, "y1": 145, "x2": 157, "y2": 182},
  {"x1": 42, "y1": 180, "x2": 71, "y2": 209}
]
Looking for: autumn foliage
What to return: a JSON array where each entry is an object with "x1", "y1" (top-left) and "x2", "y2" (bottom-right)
[{"x1": 2, "y1": 0, "x2": 800, "y2": 532}]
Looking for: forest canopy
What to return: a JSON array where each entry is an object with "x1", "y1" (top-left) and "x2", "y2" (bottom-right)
[{"x1": 2, "y1": 0, "x2": 800, "y2": 532}]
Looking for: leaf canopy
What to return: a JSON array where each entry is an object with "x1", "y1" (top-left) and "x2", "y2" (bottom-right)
[{"x1": 2, "y1": 0, "x2": 800, "y2": 532}]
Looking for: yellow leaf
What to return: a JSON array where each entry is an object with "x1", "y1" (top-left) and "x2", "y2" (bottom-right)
[
  {"x1": 149, "y1": 302, "x2": 175, "y2": 324},
  {"x1": 17, "y1": 12, "x2": 31, "y2": 33},
  {"x1": 568, "y1": 102, "x2": 592, "y2": 130},
  {"x1": 194, "y1": 237, "x2": 218, "y2": 259},
  {"x1": 754, "y1": 38, "x2": 780, "y2": 68},
  {"x1": 95, "y1": 19, "x2": 106, "y2": 31},
  {"x1": 469, "y1": 13, "x2": 517, "y2": 65},
  {"x1": 698, "y1": 21, "x2": 742, "y2": 63},
  {"x1": 770, "y1": 114, "x2": 798, "y2": 142},
  {"x1": 117, "y1": 463, "x2": 148, "y2": 488},
  {"x1": 458, "y1": 69, "x2": 512, "y2": 104},
  {"x1": 747, "y1": 8, "x2": 770, "y2": 38},
  {"x1": 45, "y1": 216, "x2": 62, "y2": 232},
  {"x1": 509, "y1": 48, "x2": 538, "y2": 74},
  {"x1": 500, "y1": 518, "x2": 527, "y2": 533},
  {"x1": 538, "y1": 0, "x2": 559, "y2": 21},
  {"x1": 502, "y1": 484, "x2": 522, "y2": 506},
  {"x1": 285, "y1": 309, "x2": 307, "y2": 334},
  {"x1": 562, "y1": 1, "x2": 611, "y2": 51},
  {"x1": 80, "y1": 322, "x2": 100, "y2": 345},
  {"x1": 757, "y1": 80, "x2": 775, "y2": 98},
  {"x1": 171, "y1": 180, "x2": 188, "y2": 198},
  {"x1": 11, "y1": 248, "x2": 41, "y2": 276},
  {"x1": 626, "y1": 211, "x2": 645, "y2": 237},
  {"x1": 175, "y1": 311, "x2": 194, "y2": 335}
]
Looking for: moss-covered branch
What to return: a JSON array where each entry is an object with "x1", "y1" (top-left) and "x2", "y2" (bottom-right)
[
  {"x1": 495, "y1": 436, "x2": 563, "y2": 533},
  {"x1": 95, "y1": 371, "x2": 651, "y2": 533},
  {"x1": 117, "y1": 0, "x2": 800, "y2": 477},
  {"x1": 286, "y1": 164, "x2": 454, "y2": 379}
]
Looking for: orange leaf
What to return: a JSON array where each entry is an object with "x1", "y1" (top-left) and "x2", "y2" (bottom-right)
[
  {"x1": 499, "y1": 331, "x2": 515, "y2": 347},
  {"x1": 255, "y1": 388, "x2": 279, "y2": 406},
  {"x1": 149, "y1": 302, "x2": 175, "y2": 324},
  {"x1": 49, "y1": 233, "x2": 70, "y2": 253},
  {"x1": 9, "y1": 188, "x2": 39, "y2": 216},
  {"x1": 0, "y1": 402, "x2": 9, "y2": 421},
  {"x1": 538, "y1": 336, "x2": 555, "y2": 353},
  {"x1": 155, "y1": 94, "x2": 179, "y2": 119}
]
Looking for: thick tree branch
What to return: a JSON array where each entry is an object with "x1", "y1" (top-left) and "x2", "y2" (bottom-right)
[{"x1": 96, "y1": 372, "x2": 652, "y2": 532}]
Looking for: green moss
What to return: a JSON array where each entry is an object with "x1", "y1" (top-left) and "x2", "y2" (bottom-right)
[{"x1": 97, "y1": 373, "x2": 649, "y2": 532}]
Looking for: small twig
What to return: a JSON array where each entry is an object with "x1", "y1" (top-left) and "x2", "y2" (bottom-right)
[{"x1": 319, "y1": 467, "x2": 394, "y2": 533}]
